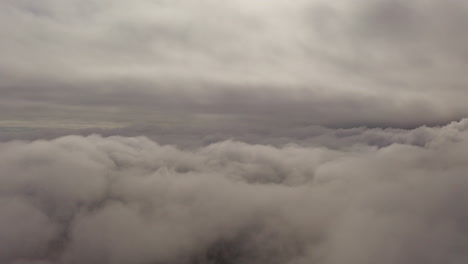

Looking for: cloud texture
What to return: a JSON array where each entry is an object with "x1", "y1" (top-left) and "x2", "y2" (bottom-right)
[
  {"x1": 1, "y1": 119, "x2": 467, "y2": 264},
  {"x1": 1, "y1": 0, "x2": 468, "y2": 129},
  {"x1": 1, "y1": 1, "x2": 468, "y2": 263}
]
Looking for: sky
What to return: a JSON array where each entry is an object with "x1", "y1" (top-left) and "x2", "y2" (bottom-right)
[
  {"x1": 0, "y1": 0, "x2": 467, "y2": 264},
  {"x1": 2, "y1": 0, "x2": 468, "y2": 135}
]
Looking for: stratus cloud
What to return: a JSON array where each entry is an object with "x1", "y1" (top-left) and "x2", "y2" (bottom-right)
[
  {"x1": 0, "y1": 120, "x2": 467, "y2": 264},
  {"x1": 1, "y1": 0, "x2": 468, "y2": 129},
  {"x1": 3, "y1": 117, "x2": 468, "y2": 150}
]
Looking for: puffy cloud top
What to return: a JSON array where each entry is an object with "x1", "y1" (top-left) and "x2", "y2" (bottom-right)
[{"x1": 1, "y1": 119, "x2": 468, "y2": 263}]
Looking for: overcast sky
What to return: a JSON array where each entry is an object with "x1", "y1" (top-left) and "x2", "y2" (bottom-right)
[
  {"x1": 2, "y1": 0, "x2": 468, "y2": 136},
  {"x1": 1, "y1": 1, "x2": 468, "y2": 264}
]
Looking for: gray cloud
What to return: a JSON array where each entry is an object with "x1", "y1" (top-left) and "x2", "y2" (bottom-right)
[
  {"x1": 1, "y1": 0, "x2": 468, "y2": 129},
  {"x1": 1, "y1": 2, "x2": 468, "y2": 262},
  {"x1": 3, "y1": 115, "x2": 467, "y2": 150},
  {"x1": 0, "y1": 120, "x2": 467, "y2": 264}
]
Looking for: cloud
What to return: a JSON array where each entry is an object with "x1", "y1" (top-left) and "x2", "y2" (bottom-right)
[
  {"x1": 3, "y1": 115, "x2": 468, "y2": 150},
  {"x1": 0, "y1": 120, "x2": 467, "y2": 264},
  {"x1": 1, "y1": 1, "x2": 467, "y2": 263},
  {"x1": 1, "y1": 0, "x2": 468, "y2": 129}
]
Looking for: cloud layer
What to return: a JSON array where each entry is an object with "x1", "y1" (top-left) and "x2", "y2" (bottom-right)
[
  {"x1": 1, "y1": 0, "x2": 468, "y2": 129},
  {"x1": 1, "y1": 1, "x2": 468, "y2": 263},
  {"x1": 1, "y1": 119, "x2": 467, "y2": 264}
]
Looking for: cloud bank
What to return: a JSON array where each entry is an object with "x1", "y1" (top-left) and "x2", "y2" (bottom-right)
[{"x1": 1, "y1": 119, "x2": 467, "y2": 264}]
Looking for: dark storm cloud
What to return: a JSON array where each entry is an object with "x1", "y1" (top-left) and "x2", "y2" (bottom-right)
[
  {"x1": 1, "y1": 120, "x2": 468, "y2": 264},
  {"x1": 1, "y1": 0, "x2": 468, "y2": 130}
]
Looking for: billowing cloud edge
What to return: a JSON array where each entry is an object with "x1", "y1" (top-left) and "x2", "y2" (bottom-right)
[{"x1": 0, "y1": 118, "x2": 467, "y2": 264}]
